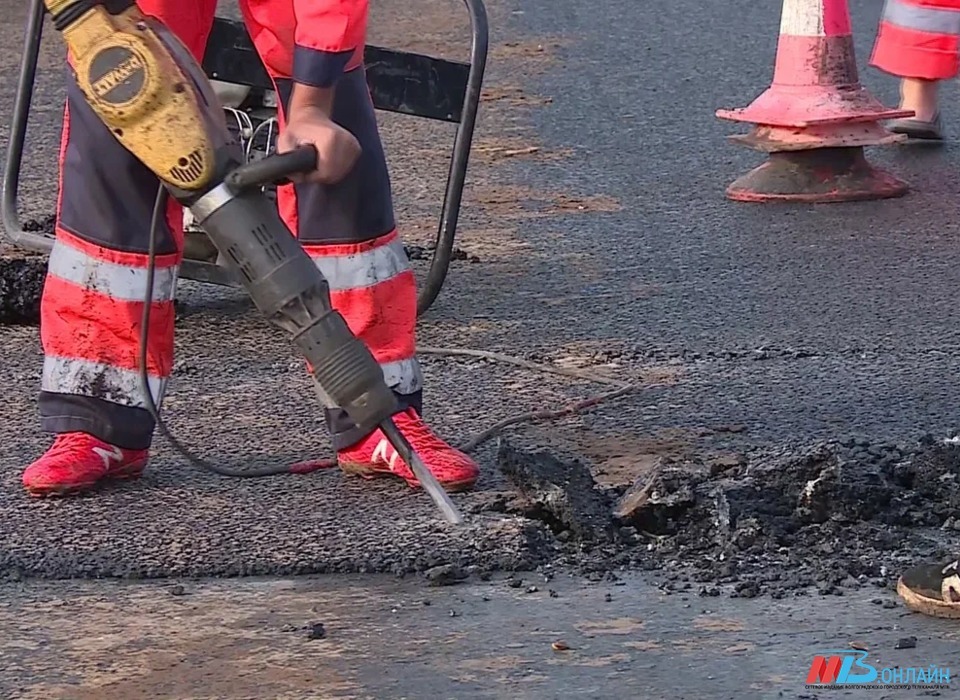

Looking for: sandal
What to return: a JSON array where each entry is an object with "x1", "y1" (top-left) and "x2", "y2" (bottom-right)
[
  {"x1": 897, "y1": 559, "x2": 960, "y2": 618},
  {"x1": 887, "y1": 113, "x2": 944, "y2": 141}
]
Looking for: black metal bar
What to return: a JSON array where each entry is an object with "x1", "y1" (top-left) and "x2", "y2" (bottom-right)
[
  {"x1": 202, "y1": 19, "x2": 471, "y2": 124},
  {"x1": 415, "y1": 0, "x2": 488, "y2": 316},
  {"x1": 365, "y1": 45, "x2": 469, "y2": 124},
  {"x1": 1, "y1": 0, "x2": 54, "y2": 254},
  {"x1": 180, "y1": 258, "x2": 237, "y2": 286}
]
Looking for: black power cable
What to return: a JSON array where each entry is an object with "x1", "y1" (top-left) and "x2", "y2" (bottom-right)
[
  {"x1": 138, "y1": 187, "x2": 639, "y2": 484},
  {"x1": 139, "y1": 185, "x2": 319, "y2": 477}
]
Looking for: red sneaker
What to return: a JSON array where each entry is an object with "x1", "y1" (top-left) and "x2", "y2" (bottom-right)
[
  {"x1": 338, "y1": 408, "x2": 479, "y2": 491},
  {"x1": 22, "y1": 433, "x2": 149, "y2": 497}
]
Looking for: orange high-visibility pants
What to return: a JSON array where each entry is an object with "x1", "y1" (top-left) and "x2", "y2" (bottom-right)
[
  {"x1": 41, "y1": 0, "x2": 421, "y2": 451},
  {"x1": 871, "y1": 0, "x2": 960, "y2": 79}
]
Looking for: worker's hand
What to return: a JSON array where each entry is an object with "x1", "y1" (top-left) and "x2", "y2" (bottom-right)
[{"x1": 277, "y1": 105, "x2": 361, "y2": 185}]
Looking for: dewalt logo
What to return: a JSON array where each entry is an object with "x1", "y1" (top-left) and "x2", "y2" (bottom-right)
[
  {"x1": 87, "y1": 46, "x2": 147, "y2": 105},
  {"x1": 91, "y1": 54, "x2": 143, "y2": 98}
]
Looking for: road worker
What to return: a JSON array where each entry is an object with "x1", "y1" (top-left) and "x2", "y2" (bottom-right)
[{"x1": 23, "y1": 0, "x2": 480, "y2": 496}]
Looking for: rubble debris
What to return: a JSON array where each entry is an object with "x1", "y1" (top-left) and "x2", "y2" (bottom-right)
[
  {"x1": 613, "y1": 458, "x2": 663, "y2": 521},
  {"x1": 895, "y1": 636, "x2": 917, "y2": 650},
  {"x1": 0, "y1": 246, "x2": 47, "y2": 325},
  {"x1": 732, "y1": 581, "x2": 759, "y2": 599},
  {"x1": 21, "y1": 216, "x2": 55, "y2": 236},
  {"x1": 425, "y1": 564, "x2": 468, "y2": 587},
  {"x1": 531, "y1": 438, "x2": 960, "y2": 600},
  {"x1": 713, "y1": 424, "x2": 746, "y2": 434},
  {"x1": 403, "y1": 243, "x2": 478, "y2": 264},
  {"x1": 708, "y1": 454, "x2": 745, "y2": 476},
  {"x1": 498, "y1": 440, "x2": 613, "y2": 542}
]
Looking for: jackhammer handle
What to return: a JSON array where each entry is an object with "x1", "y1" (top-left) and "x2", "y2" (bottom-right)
[{"x1": 226, "y1": 145, "x2": 318, "y2": 190}]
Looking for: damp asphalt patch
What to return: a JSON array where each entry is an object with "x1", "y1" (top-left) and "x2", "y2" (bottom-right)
[{"x1": 6, "y1": 572, "x2": 960, "y2": 699}]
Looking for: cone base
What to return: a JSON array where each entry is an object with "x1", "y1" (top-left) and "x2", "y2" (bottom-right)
[
  {"x1": 717, "y1": 90, "x2": 913, "y2": 129},
  {"x1": 730, "y1": 123, "x2": 907, "y2": 153},
  {"x1": 726, "y1": 148, "x2": 908, "y2": 203}
]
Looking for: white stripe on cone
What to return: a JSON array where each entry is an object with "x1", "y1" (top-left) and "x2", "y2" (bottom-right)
[
  {"x1": 781, "y1": 0, "x2": 827, "y2": 37},
  {"x1": 42, "y1": 356, "x2": 168, "y2": 409},
  {"x1": 47, "y1": 238, "x2": 179, "y2": 303}
]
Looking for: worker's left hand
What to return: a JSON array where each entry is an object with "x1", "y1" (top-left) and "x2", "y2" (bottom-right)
[{"x1": 278, "y1": 106, "x2": 361, "y2": 185}]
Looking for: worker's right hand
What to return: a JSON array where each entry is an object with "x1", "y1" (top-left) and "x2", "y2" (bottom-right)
[{"x1": 277, "y1": 105, "x2": 362, "y2": 185}]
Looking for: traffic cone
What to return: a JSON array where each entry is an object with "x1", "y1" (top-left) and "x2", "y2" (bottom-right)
[{"x1": 716, "y1": 0, "x2": 911, "y2": 203}]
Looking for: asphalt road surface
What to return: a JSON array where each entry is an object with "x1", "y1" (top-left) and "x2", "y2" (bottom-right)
[{"x1": 4, "y1": 0, "x2": 960, "y2": 696}]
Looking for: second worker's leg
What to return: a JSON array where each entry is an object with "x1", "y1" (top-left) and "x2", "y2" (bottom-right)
[
  {"x1": 871, "y1": 0, "x2": 960, "y2": 138},
  {"x1": 239, "y1": 0, "x2": 479, "y2": 491},
  {"x1": 272, "y1": 72, "x2": 479, "y2": 492}
]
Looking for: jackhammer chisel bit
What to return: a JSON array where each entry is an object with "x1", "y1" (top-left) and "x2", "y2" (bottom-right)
[{"x1": 42, "y1": 0, "x2": 464, "y2": 524}]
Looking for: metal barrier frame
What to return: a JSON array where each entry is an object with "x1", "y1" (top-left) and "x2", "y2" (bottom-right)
[{"x1": 2, "y1": 0, "x2": 488, "y2": 316}]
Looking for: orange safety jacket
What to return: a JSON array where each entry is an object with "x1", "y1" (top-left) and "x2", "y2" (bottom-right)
[{"x1": 240, "y1": 0, "x2": 368, "y2": 87}]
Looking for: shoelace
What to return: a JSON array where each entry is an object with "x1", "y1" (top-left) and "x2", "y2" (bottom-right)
[
  {"x1": 395, "y1": 410, "x2": 449, "y2": 452},
  {"x1": 51, "y1": 433, "x2": 102, "y2": 453},
  {"x1": 366, "y1": 411, "x2": 452, "y2": 474}
]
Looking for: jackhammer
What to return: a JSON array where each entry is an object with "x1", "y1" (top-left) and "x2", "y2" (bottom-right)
[{"x1": 41, "y1": 0, "x2": 463, "y2": 524}]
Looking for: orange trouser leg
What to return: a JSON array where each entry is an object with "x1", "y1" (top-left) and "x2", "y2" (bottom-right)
[
  {"x1": 238, "y1": 0, "x2": 423, "y2": 449},
  {"x1": 871, "y1": 0, "x2": 960, "y2": 79},
  {"x1": 40, "y1": 0, "x2": 218, "y2": 450}
]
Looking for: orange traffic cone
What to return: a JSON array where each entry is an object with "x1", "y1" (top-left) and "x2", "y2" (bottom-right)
[{"x1": 717, "y1": 0, "x2": 911, "y2": 203}]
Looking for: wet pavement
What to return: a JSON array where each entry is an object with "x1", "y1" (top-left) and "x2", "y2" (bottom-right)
[
  {"x1": 4, "y1": 0, "x2": 960, "y2": 695},
  {"x1": 3, "y1": 571, "x2": 959, "y2": 699}
]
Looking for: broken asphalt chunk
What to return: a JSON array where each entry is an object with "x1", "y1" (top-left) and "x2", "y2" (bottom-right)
[
  {"x1": 424, "y1": 564, "x2": 468, "y2": 587},
  {"x1": 497, "y1": 440, "x2": 612, "y2": 542}
]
